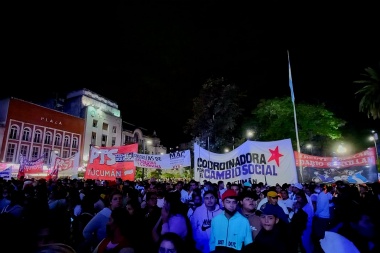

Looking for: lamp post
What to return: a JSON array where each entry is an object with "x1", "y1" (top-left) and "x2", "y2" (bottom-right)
[
  {"x1": 246, "y1": 130, "x2": 254, "y2": 140},
  {"x1": 370, "y1": 130, "x2": 378, "y2": 160},
  {"x1": 142, "y1": 139, "x2": 152, "y2": 181},
  {"x1": 306, "y1": 144, "x2": 313, "y2": 155},
  {"x1": 336, "y1": 143, "x2": 347, "y2": 155}
]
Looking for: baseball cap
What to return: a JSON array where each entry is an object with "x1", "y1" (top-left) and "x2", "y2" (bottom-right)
[
  {"x1": 293, "y1": 183, "x2": 303, "y2": 190},
  {"x1": 267, "y1": 191, "x2": 278, "y2": 198},
  {"x1": 243, "y1": 181, "x2": 252, "y2": 187},
  {"x1": 222, "y1": 189, "x2": 238, "y2": 201},
  {"x1": 256, "y1": 203, "x2": 279, "y2": 217}
]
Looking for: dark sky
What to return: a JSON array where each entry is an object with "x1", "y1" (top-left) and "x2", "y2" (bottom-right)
[{"x1": 4, "y1": 2, "x2": 380, "y2": 148}]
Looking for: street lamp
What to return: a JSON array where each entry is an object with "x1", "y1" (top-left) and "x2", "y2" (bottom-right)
[
  {"x1": 336, "y1": 143, "x2": 347, "y2": 155},
  {"x1": 224, "y1": 148, "x2": 229, "y2": 153},
  {"x1": 246, "y1": 130, "x2": 254, "y2": 140},
  {"x1": 370, "y1": 130, "x2": 378, "y2": 160},
  {"x1": 142, "y1": 139, "x2": 152, "y2": 180},
  {"x1": 306, "y1": 144, "x2": 313, "y2": 155}
]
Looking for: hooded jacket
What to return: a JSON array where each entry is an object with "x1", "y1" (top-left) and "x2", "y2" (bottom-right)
[
  {"x1": 209, "y1": 211, "x2": 253, "y2": 252},
  {"x1": 191, "y1": 203, "x2": 222, "y2": 253}
]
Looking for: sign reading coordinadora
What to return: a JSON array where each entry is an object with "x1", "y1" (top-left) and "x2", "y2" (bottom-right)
[{"x1": 194, "y1": 139, "x2": 298, "y2": 186}]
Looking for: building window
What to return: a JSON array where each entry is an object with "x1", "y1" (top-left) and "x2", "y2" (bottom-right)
[
  {"x1": 54, "y1": 134, "x2": 61, "y2": 146},
  {"x1": 91, "y1": 132, "x2": 96, "y2": 145},
  {"x1": 63, "y1": 150, "x2": 69, "y2": 158},
  {"x1": 93, "y1": 119, "x2": 98, "y2": 128},
  {"x1": 6, "y1": 143, "x2": 16, "y2": 162},
  {"x1": 34, "y1": 130, "x2": 42, "y2": 143},
  {"x1": 112, "y1": 137, "x2": 116, "y2": 146},
  {"x1": 22, "y1": 128, "x2": 31, "y2": 141},
  {"x1": 9, "y1": 125, "x2": 18, "y2": 139},
  {"x1": 64, "y1": 136, "x2": 70, "y2": 147},
  {"x1": 43, "y1": 148, "x2": 51, "y2": 164},
  {"x1": 71, "y1": 151, "x2": 76, "y2": 156},
  {"x1": 20, "y1": 145, "x2": 28, "y2": 157},
  {"x1": 72, "y1": 137, "x2": 78, "y2": 148},
  {"x1": 45, "y1": 132, "x2": 52, "y2": 144},
  {"x1": 112, "y1": 126, "x2": 117, "y2": 133},
  {"x1": 101, "y1": 135, "x2": 107, "y2": 147},
  {"x1": 32, "y1": 147, "x2": 40, "y2": 159},
  {"x1": 102, "y1": 123, "x2": 108, "y2": 131}
]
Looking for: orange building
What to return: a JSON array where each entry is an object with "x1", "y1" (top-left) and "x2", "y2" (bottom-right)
[{"x1": 0, "y1": 98, "x2": 85, "y2": 171}]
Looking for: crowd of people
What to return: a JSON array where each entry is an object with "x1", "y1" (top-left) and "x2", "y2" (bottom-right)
[{"x1": 0, "y1": 176, "x2": 379, "y2": 253}]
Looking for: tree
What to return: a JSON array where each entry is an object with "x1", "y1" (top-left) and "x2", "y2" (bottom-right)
[
  {"x1": 354, "y1": 65, "x2": 380, "y2": 119},
  {"x1": 149, "y1": 169, "x2": 162, "y2": 179},
  {"x1": 184, "y1": 77, "x2": 246, "y2": 152},
  {"x1": 247, "y1": 97, "x2": 346, "y2": 153}
]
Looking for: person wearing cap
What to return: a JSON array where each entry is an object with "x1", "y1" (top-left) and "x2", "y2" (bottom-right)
[
  {"x1": 209, "y1": 189, "x2": 253, "y2": 252},
  {"x1": 243, "y1": 203, "x2": 290, "y2": 253},
  {"x1": 239, "y1": 190, "x2": 261, "y2": 240},
  {"x1": 243, "y1": 181, "x2": 252, "y2": 191},
  {"x1": 257, "y1": 190, "x2": 290, "y2": 224}
]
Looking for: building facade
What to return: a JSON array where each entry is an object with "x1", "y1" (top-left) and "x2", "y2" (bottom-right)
[
  {"x1": 0, "y1": 98, "x2": 84, "y2": 167},
  {"x1": 0, "y1": 88, "x2": 167, "y2": 177}
]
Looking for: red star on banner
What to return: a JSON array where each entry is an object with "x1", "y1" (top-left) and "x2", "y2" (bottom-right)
[{"x1": 267, "y1": 146, "x2": 284, "y2": 167}]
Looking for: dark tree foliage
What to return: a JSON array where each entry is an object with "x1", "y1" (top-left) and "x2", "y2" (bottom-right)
[{"x1": 184, "y1": 77, "x2": 246, "y2": 152}]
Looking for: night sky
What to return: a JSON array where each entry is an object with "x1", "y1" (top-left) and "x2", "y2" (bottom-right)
[{"x1": 3, "y1": 2, "x2": 380, "y2": 148}]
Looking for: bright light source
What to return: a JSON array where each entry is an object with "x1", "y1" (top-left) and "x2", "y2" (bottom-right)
[
  {"x1": 246, "y1": 130, "x2": 254, "y2": 139},
  {"x1": 224, "y1": 148, "x2": 229, "y2": 153},
  {"x1": 336, "y1": 144, "x2": 347, "y2": 154}
]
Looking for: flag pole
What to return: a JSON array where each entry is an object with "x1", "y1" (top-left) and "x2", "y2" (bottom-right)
[{"x1": 287, "y1": 50, "x2": 303, "y2": 183}]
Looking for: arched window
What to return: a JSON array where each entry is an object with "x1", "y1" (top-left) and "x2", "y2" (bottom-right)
[
  {"x1": 72, "y1": 137, "x2": 78, "y2": 148},
  {"x1": 64, "y1": 136, "x2": 70, "y2": 147},
  {"x1": 22, "y1": 128, "x2": 31, "y2": 141},
  {"x1": 54, "y1": 134, "x2": 61, "y2": 146},
  {"x1": 45, "y1": 132, "x2": 52, "y2": 145},
  {"x1": 9, "y1": 125, "x2": 19, "y2": 139},
  {"x1": 34, "y1": 130, "x2": 42, "y2": 143}
]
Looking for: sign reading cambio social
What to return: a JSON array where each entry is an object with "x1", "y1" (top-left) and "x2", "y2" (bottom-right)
[
  {"x1": 194, "y1": 139, "x2": 298, "y2": 186},
  {"x1": 85, "y1": 144, "x2": 138, "y2": 181}
]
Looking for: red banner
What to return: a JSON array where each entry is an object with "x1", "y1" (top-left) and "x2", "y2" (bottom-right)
[
  {"x1": 295, "y1": 148, "x2": 378, "y2": 184},
  {"x1": 85, "y1": 144, "x2": 138, "y2": 181},
  {"x1": 294, "y1": 148, "x2": 376, "y2": 168},
  {"x1": 18, "y1": 155, "x2": 44, "y2": 179}
]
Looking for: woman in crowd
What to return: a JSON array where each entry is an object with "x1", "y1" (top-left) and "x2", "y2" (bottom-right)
[
  {"x1": 92, "y1": 207, "x2": 135, "y2": 253},
  {"x1": 83, "y1": 190, "x2": 124, "y2": 251},
  {"x1": 157, "y1": 232, "x2": 186, "y2": 253}
]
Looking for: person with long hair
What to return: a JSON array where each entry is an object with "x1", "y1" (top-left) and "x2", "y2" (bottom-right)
[
  {"x1": 93, "y1": 207, "x2": 135, "y2": 253},
  {"x1": 157, "y1": 232, "x2": 185, "y2": 253},
  {"x1": 83, "y1": 190, "x2": 123, "y2": 251},
  {"x1": 152, "y1": 191, "x2": 196, "y2": 251}
]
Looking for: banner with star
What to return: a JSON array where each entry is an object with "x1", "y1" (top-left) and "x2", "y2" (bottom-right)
[{"x1": 193, "y1": 139, "x2": 298, "y2": 185}]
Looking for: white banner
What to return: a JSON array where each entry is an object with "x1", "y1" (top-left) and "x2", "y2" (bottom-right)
[
  {"x1": 133, "y1": 150, "x2": 191, "y2": 170},
  {"x1": 194, "y1": 139, "x2": 298, "y2": 186},
  {"x1": 0, "y1": 166, "x2": 12, "y2": 180},
  {"x1": 50, "y1": 152, "x2": 80, "y2": 178}
]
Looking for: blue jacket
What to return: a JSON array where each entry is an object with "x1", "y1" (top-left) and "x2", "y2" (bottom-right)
[{"x1": 209, "y1": 211, "x2": 253, "y2": 251}]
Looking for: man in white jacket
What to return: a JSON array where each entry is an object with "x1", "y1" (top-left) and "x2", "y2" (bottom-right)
[{"x1": 191, "y1": 190, "x2": 222, "y2": 253}]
